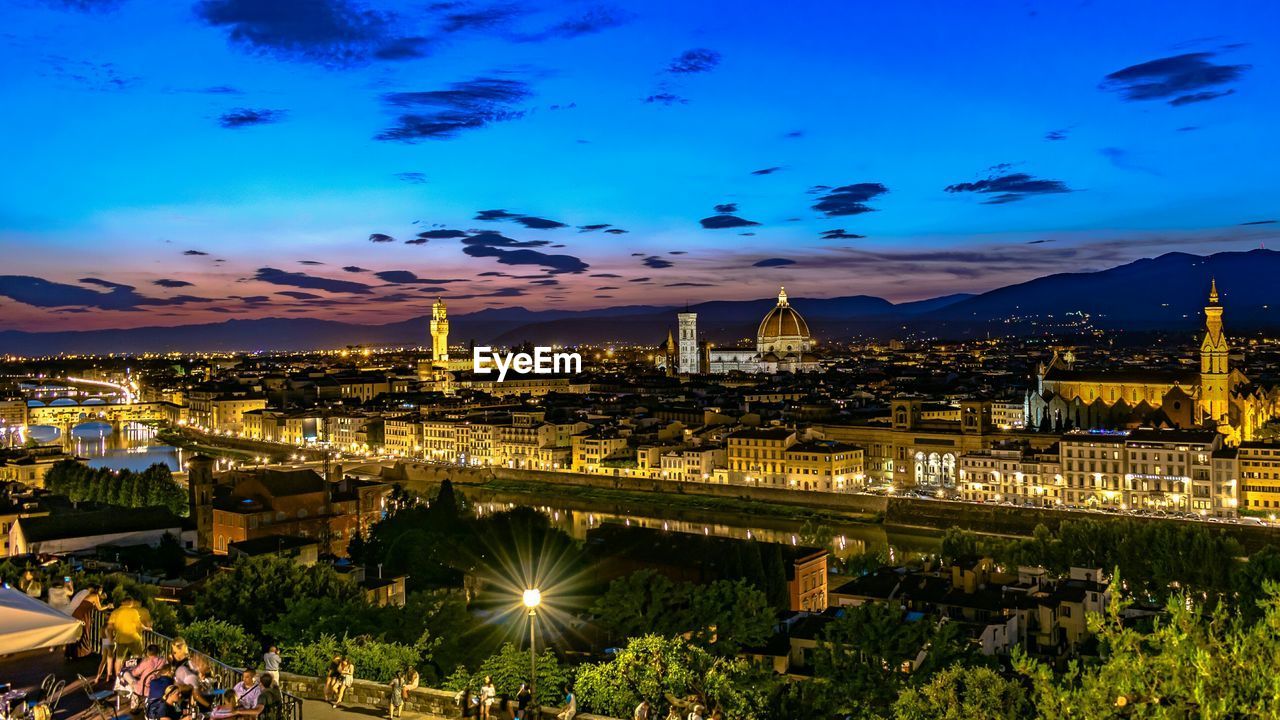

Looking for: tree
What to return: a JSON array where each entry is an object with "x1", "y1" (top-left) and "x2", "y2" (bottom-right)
[
  {"x1": 893, "y1": 665, "x2": 1028, "y2": 720},
  {"x1": 684, "y1": 578, "x2": 775, "y2": 655},
  {"x1": 807, "y1": 603, "x2": 975, "y2": 718},
  {"x1": 180, "y1": 619, "x2": 258, "y2": 668},
  {"x1": 1014, "y1": 578, "x2": 1280, "y2": 718},
  {"x1": 190, "y1": 555, "x2": 360, "y2": 638},
  {"x1": 443, "y1": 643, "x2": 571, "y2": 706},
  {"x1": 591, "y1": 570, "x2": 683, "y2": 641},
  {"x1": 573, "y1": 635, "x2": 770, "y2": 720}
]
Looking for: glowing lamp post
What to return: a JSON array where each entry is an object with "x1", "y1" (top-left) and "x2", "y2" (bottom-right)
[{"x1": 523, "y1": 588, "x2": 542, "y2": 702}]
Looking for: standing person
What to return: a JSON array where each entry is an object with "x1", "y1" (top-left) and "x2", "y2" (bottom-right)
[
  {"x1": 685, "y1": 705, "x2": 704, "y2": 720},
  {"x1": 21, "y1": 570, "x2": 43, "y2": 599},
  {"x1": 515, "y1": 683, "x2": 532, "y2": 720},
  {"x1": 455, "y1": 684, "x2": 474, "y2": 718},
  {"x1": 108, "y1": 598, "x2": 152, "y2": 661},
  {"x1": 93, "y1": 625, "x2": 116, "y2": 684},
  {"x1": 47, "y1": 579, "x2": 73, "y2": 613},
  {"x1": 479, "y1": 676, "x2": 496, "y2": 720},
  {"x1": 262, "y1": 646, "x2": 281, "y2": 686},
  {"x1": 324, "y1": 655, "x2": 342, "y2": 705},
  {"x1": 634, "y1": 700, "x2": 651, "y2": 720},
  {"x1": 387, "y1": 671, "x2": 404, "y2": 719}
]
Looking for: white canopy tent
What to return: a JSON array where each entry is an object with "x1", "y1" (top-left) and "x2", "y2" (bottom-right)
[{"x1": 0, "y1": 587, "x2": 82, "y2": 656}]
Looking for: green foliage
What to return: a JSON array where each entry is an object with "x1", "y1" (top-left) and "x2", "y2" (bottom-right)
[
  {"x1": 591, "y1": 571, "x2": 775, "y2": 655},
  {"x1": 282, "y1": 634, "x2": 421, "y2": 683},
  {"x1": 573, "y1": 635, "x2": 769, "y2": 720},
  {"x1": 892, "y1": 665, "x2": 1028, "y2": 720},
  {"x1": 86, "y1": 572, "x2": 179, "y2": 634},
  {"x1": 806, "y1": 603, "x2": 976, "y2": 718},
  {"x1": 44, "y1": 459, "x2": 186, "y2": 515},
  {"x1": 942, "y1": 519, "x2": 1244, "y2": 600},
  {"x1": 442, "y1": 643, "x2": 571, "y2": 706},
  {"x1": 190, "y1": 555, "x2": 360, "y2": 638},
  {"x1": 1014, "y1": 577, "x2": 1280, "y2": 717},
  {"x1": 180, "y1": 619, "x2": 258, "y2": 668}
]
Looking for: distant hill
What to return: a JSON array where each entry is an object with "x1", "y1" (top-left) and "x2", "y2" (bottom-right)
[{"x1": 2, "y1": 249, "x2": 1278, "y2": 354}]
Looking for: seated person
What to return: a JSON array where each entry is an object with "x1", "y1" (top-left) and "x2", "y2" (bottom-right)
[
  {"x1": 210, "y1": 692, "x2": 241, "y2": 720},
  {"x1": 145, "y1": 667, "x2": 193, "y2": 720},
  {"x1": 232, "y1": 670, "x2": 262, "y2": 712},
  {"x1": 122, "y1": 645, "x2": 166, "y2": 698}
]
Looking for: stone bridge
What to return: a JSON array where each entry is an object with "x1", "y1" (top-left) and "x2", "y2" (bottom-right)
[{"x1": 26, "y1": 400, "x2": 183, "y2": 433}]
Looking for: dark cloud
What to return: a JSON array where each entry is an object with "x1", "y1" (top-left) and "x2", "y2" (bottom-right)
[
  {"x1": 369, "y1": 233, "x2": 396, "y2": 243},
  {"x1": 753, "y1": 258, "x2": 796, "y2": 268},
  {"x1": 152, "y1": 279, "x2": 194, "y2": 288},
  {"x1": 944, "y1": 172, "x2": 1073, "y2": 204},
  {"x1": 231, "y1": 295, "x2": 271, "y2": 304},
  {"x1": 604, "y1": 228, "x2": 629, "y2": 235},
  {"x1": 461, "y1": 231, "x2": 588, "y2": 273},
  {"x1": 44, "y1": 0, "x2": 125, "y2": 11},
  {"x1": 665, "y1": 282, "x2": 713, "y2": 287},
  {"x1": 252, "y1": 267, "x2": 374, "y2": 294},
  {"x1": 372, "y1": 36, "x2": 432, "y2": 60},
  {"x1": 700, "y1": 214, "x2": 760, "y2": 229},
  {"x1": 645, "y1": 93, "x2": 687, "y2": 106},
  {"x1": 713, "y1": 203, "x2": 737, "y2": 213},
  {"x1": 667, "y1": 48, "x2": 721, "y2": 74},
  {"x1": 375, "y1": 270, "x2": 461, "y2": 284},
  {"x1": 436, "y1": 5, "x2": 525, "y2": 33},
  {"x1": 0, "y1": 275, "x2": 211, "y2": 311},
  {"x1": 1100, "y1": 52, "x2": 1250, "y2": 106},
  {"x1": 184, "y1": 250, "x2": 209, "y2": 256},
  {"x1": 642, "y1": 256, "x2": 673, "y2": 269},
  {"x1": 811, "y1": 182, "x2": 889, "y2": 217},
  {"x1": 298, "y1": 260, "x2": 324, "y2": 265},
  {"x1": 342, "y1": 265, "x2": 368, "y2": 273},
  {"x1": 377, "y1": 76, "x2": 532, "y2": 141},
  {"x1": 475, "y1": 209, "x2": 566, "y2": 230},
  {"x1": 1044, "y1": 129, "x2": 1069, "y2": 141},
  {"x1": 516, "y1": 6, "x2": 629, "y2": 41},
  {"x1": 784, "y1": 130, "x2": 804, "y2": 139},
  {"x1": 1101, "y1": 147, "x2": 1160, "y2": 175},
  {"x1": 578, "y1": 224, "x2": 610, "y2": 232},
  {"x1": 450, "y1": 287, "x2": 528, "y2": 300},
  {"x1": 394, "y1": 172, "x2": 428, "y2": 184},
  {"x1": 629, "y1": 277, "x2": 650, "y2": 283},
  {"x1": 1240, "y1": 219, "x2": 1276, "y2": 225},
  {"x1": 194, "y1": 0, "x2": 424, "y2": 66},
  {"x1": 218, "y1": 108, "x2": 286, "y2": 128},
  {"x1": 200, "y1": 85, "x2": 243, "y2": 94},
  {"x1": 590, "y1": 273, "x2": 621, "y2": 278},
  {"x1": 751, "y1": 167, "x2": 782, "y2": 175},
  {"x1": 668, "y1": 251, "x2": 686, "y2": 255},
  {"x1": 820, "y1": 229, "x2": 865, "y2": 240},
  {"x1": 275, "y1": 291, "x2": 322, "y2": 300},
  {"x1": 404, "y1": 238, "x2": 429, "y2": 245},
  {"x1": 418, "y1": 229, "x2": 468, "y2": 239}
]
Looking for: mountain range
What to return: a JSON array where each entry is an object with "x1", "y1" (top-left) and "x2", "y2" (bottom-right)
[{"x1": 3, "y1": 249, "x2": 1277, "y2": 354}]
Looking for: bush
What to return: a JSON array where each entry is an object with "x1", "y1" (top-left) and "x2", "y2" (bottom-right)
[
  {"x1": 283, "y1": 634, "x2": 420, "y2": 683},
  {"x1": 443, "y1": 643, "x2": 572, "y2": 706},
  {"x1": 180, "y1": 619, "x2": 258, "y2": 668}
]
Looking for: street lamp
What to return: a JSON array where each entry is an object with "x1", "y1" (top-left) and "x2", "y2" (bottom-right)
[{"x1": 523, "y1": 588, "x2": 542, "y2": 702}]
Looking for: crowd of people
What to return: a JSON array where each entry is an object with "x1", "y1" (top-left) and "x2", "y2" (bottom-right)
[{"x1": 99, "y1": 599, "x2": 287, "y2": 720}]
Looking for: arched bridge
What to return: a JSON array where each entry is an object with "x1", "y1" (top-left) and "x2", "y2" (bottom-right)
[{"x1": 26, "y1": 401, "x2": 182, "y2": 432}]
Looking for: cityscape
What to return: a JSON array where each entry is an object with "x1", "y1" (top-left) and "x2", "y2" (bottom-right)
[{"x1": 3, "y1": 1, "x2": 1280, "y2": 719}]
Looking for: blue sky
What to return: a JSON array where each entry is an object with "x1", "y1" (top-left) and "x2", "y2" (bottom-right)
[{"x1": 1, "y1": 0, "x2": 1277, "y2": 330}]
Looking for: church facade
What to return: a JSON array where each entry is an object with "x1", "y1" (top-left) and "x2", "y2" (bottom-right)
[
  {"x1": 1026, "y1": 281, "x2": 1280, "y2": 444},
  {"x1": 658, "y1": 287, "x2": 822, "y2": 375}
]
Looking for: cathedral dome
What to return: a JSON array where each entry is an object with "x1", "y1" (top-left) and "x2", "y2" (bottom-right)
[{"x1": 758, "y1": 287, "x2": 810, "y2": 340}]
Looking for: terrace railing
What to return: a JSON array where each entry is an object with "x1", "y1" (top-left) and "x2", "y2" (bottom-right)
[{"x1": 87, "y1": 610, "x2": 303, "y2": 720}]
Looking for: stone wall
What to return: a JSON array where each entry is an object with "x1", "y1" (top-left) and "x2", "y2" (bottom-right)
[
  {"x1": 278, "y1": 672, "x2": 617, "y2": 720},
  {"x1": 385, "y1": 461, "x2": 1280, "y2": 553}
]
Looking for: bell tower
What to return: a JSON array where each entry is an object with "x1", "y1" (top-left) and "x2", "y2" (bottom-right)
[
  {"x1": 430, "y1": 298, "x2": 449, "y2": 366},
  {"x1": 1200, "y1": 279, "x2": 1230, "y2": 423}
]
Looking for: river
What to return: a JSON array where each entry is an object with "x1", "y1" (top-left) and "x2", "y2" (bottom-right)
[
  {"x1": 461, "y1": 488, "x2": 943, "y2": 566},
  {"x1": 26, "y1": 421, "x2": 184, "y2": 473}
]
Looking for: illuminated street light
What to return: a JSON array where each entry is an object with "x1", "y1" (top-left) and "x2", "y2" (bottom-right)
[{"x1": 523, "y1": 588, "x2": 542, "y2": 703}]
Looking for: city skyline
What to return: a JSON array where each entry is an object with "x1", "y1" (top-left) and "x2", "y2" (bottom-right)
[{"x1": 2, "y1": 0, "x2": 1279, "y2": 332}]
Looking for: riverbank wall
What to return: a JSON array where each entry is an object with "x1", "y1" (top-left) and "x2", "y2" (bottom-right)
[{"x1": 384, "y1": 462, "x2": 1280, "y2": 553}]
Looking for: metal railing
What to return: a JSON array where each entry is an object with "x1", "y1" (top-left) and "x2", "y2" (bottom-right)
[{"x1": 87, "y1": 610, "x2": 303, "y2": 720}]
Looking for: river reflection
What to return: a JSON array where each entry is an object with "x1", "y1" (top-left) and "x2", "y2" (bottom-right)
[
  {"x1": 27, "y1": 421, "x2": 184, "y2": 472},
  {"x1": 465, "y1": 490, "x2": 942, "y2": 564}
]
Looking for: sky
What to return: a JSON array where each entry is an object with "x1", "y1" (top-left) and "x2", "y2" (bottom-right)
[{"x1": 1, "y1": 0, "x2": 1278, "y2": 332}]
